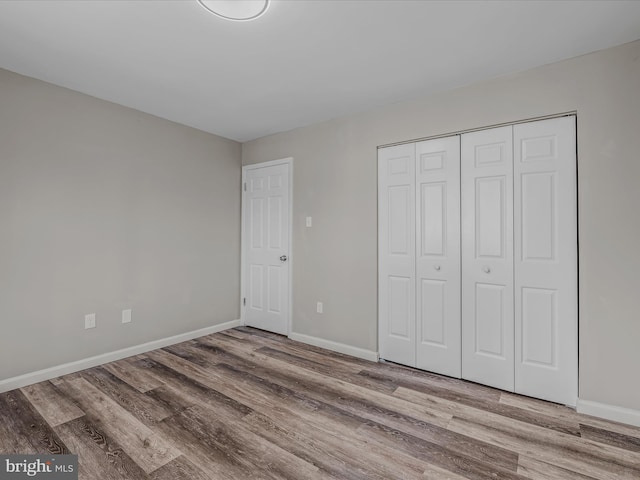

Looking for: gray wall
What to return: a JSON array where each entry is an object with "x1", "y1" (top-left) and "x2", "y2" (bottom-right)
[
  {"x1": 243, "y1": 40, "x2": 640, "y2": 411},
  {"x1": 0, "y1": 69, "x2": 241, "y2": 381}
]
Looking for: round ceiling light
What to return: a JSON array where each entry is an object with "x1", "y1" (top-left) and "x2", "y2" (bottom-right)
[{"x1": 196, "y1": 0, "x2": 270, "y2": 22}]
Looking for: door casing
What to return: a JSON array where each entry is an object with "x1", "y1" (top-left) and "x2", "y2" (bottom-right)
[{"x1": 240, "y1": 157, "x2": 293, "y2": 335}]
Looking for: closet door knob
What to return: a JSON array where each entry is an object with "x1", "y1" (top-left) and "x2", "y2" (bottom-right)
[
  {"x1": 434, "y1": 265, "x2": 441, "y2": 271},
  {"x1": 483, "y1": 266, "x2": 491, "y2": 273}
]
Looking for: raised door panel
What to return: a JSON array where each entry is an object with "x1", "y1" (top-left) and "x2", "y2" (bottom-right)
[
  {"x1": 267, "y1": 266, "x2": 282, "y2": 314},
  {"x1": 514, "y1": 116, "x2": 577, "y2": 406},
  {"x1": 475, "y1": 283, "x2": 506, "y2": 358},
  {"x1": 420, "y1": 279, "x2": 446, "y2": 345},
  {"x1": 521, "y1": 288, "x2": 556, "y2": 367},
  {"x1": 461, "y1": 126, "x2": 514, "y2": 391},
  {"x1": 389, "y1": 276, "x2": 412, "y2": 339},
  {"x1": 475, "y1": 176, "x2": 506, "y2": 258},
  {"x1": 378, "y1": 144, "x2": 416, "y2": 367},
  {"x1": 415, "y1": 136, "x2": 461, "y2": 377},
  {"x1": 249, "y1": 265, "x2": 264, "y2": 310},
  {"x1": 267, "y1": 195, "x2": 283, "y2": 249},
  {"x1": 420, "y1": 182, "x2": 445, "y2": 256},
  {"x1": 521, "y1": 172, "x2": 555, "y2": 261},
  {"x1": 389, "y1": 185, "x2": 412, "y2": 255}
]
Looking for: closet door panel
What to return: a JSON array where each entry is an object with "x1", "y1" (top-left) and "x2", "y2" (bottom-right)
[
  {"x1": 462, "y1": 126, "x2": 515, "y2": 391},
  {"x1": 415, "y1": 136, "x2": 461, "y2": 377},
  {"x1": 514, "y1": 116, "x2": 577, "y2": 406},
  {"x1": 378, "y1": 144, "x2": 416, "y2": 366}
]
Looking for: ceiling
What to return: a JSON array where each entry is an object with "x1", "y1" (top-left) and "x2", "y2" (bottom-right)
[{"x1": 1, "y1": 1, "x2": 639, "y2": 142}]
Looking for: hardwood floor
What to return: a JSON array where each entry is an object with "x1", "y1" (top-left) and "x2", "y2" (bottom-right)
[{"x1": 1, "y1": 327, "x2": 640, "y2": 479}]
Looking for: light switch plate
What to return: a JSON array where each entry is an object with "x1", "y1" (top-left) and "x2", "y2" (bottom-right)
[
  {"x1": 85, "y1": 313, "x2": 96, "y2": 329},
  {"x1": 306, "y1": 216, "x2": 312, "y2": 227},
  {"x1": 122, "y1": 309, "x2": 132, "y2": 324}
]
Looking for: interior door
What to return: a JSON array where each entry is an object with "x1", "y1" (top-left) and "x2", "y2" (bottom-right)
[
  {"x1": 415, "y1": 136, "x2": 461, "y2": 377},
  {"x1": 378, "y1": 143, "x2": 416, "y2": 366},
  {"x1": 514, "y1": 116, "x2": 577, "y2": 405},
  {"x1": 461, "y1": 126, "x2": 515, "y2": 391},
  {"x1": 243, "y1": 161, "x2": 290, "y2": 335}
]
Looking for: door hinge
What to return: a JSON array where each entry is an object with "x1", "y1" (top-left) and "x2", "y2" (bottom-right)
[
  {"x1": 243, "y1": 182, "x2": 247, "y2": 192},
  {"x1": 243, "y1": 297, "x2": 246, "y2": 306}
]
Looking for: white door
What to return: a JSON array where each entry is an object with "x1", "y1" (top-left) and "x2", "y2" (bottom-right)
[
  {"x1": 415, "y1": 136, "x2": 461, "y2": 377},
  {"x1": 243, "y1": 161, "x2": 291, "y2": 335},
  {"x1": 378, "y1": 144, "x2": 416, "y2": 366},
  {"x1": 461, "y1": 126, "x2": 515, "y2": 391},
  {"x1": 514, "y1": 117, "x2": 577, "y2": 406}
]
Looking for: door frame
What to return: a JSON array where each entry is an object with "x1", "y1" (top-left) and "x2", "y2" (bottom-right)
[{"x1": 240, "y1": 157, "x2": 294, "y2": 335}]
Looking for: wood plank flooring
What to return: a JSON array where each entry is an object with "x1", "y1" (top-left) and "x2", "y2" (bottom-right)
[{"x1": 1, "y1": 327, "x2": 640, "y2": 479}]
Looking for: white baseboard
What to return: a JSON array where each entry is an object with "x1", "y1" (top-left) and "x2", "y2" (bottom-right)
[
  {"x1": 577, "y1": 399, "x2": 640, "y2": 427},
  {"x1": 288, "y1": 332, "x2": 379, "y2": 362},
  {"x1": 0, "y1": 319, "x2": 242, "y2": 394}
]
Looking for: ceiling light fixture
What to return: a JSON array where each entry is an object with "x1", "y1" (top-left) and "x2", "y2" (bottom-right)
[{"x1": 196, "y1": 0, "x2": 270, "y2": 22}]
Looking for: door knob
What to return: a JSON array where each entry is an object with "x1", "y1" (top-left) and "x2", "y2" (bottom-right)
[
  {"x1": 280, "y1": 255, "x2": 288, "y2": 262},
  {"x1": 483, "y1": 266, "x2": 491, "y2": 273},
  {"x1": 434, "y1": 265, "x2": 441, "y2": 271}
]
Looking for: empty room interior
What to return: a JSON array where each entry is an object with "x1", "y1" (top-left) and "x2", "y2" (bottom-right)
[{"x1": 1, "y1": 1, "x2": 640, "y2": 479}]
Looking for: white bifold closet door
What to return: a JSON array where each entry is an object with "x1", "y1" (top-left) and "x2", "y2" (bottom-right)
[
  {"x1": 461, "y1": 126, "x2": 515, "y2": 392},
  {"x1": 378, "y1": 137, "x2": 460, "y2": 377},
  {"x1": 415, "y1": 137, "x2": 461, "y2": 377},
  {"x1": 513, "y1": 117, "x2": 577, "y2": 406},
  {"x1": 378, "y1": 136, "x2": 461, "y2": 377},
  {"x1": 461, "y1": 117, "x2": 577, "y2": 404},
  {"x1": 379, "y1": 116, "x2": 577, "y2": 406},
  {"x1": 378, "y1": 143, "x2": 416, "y2": 367}
]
